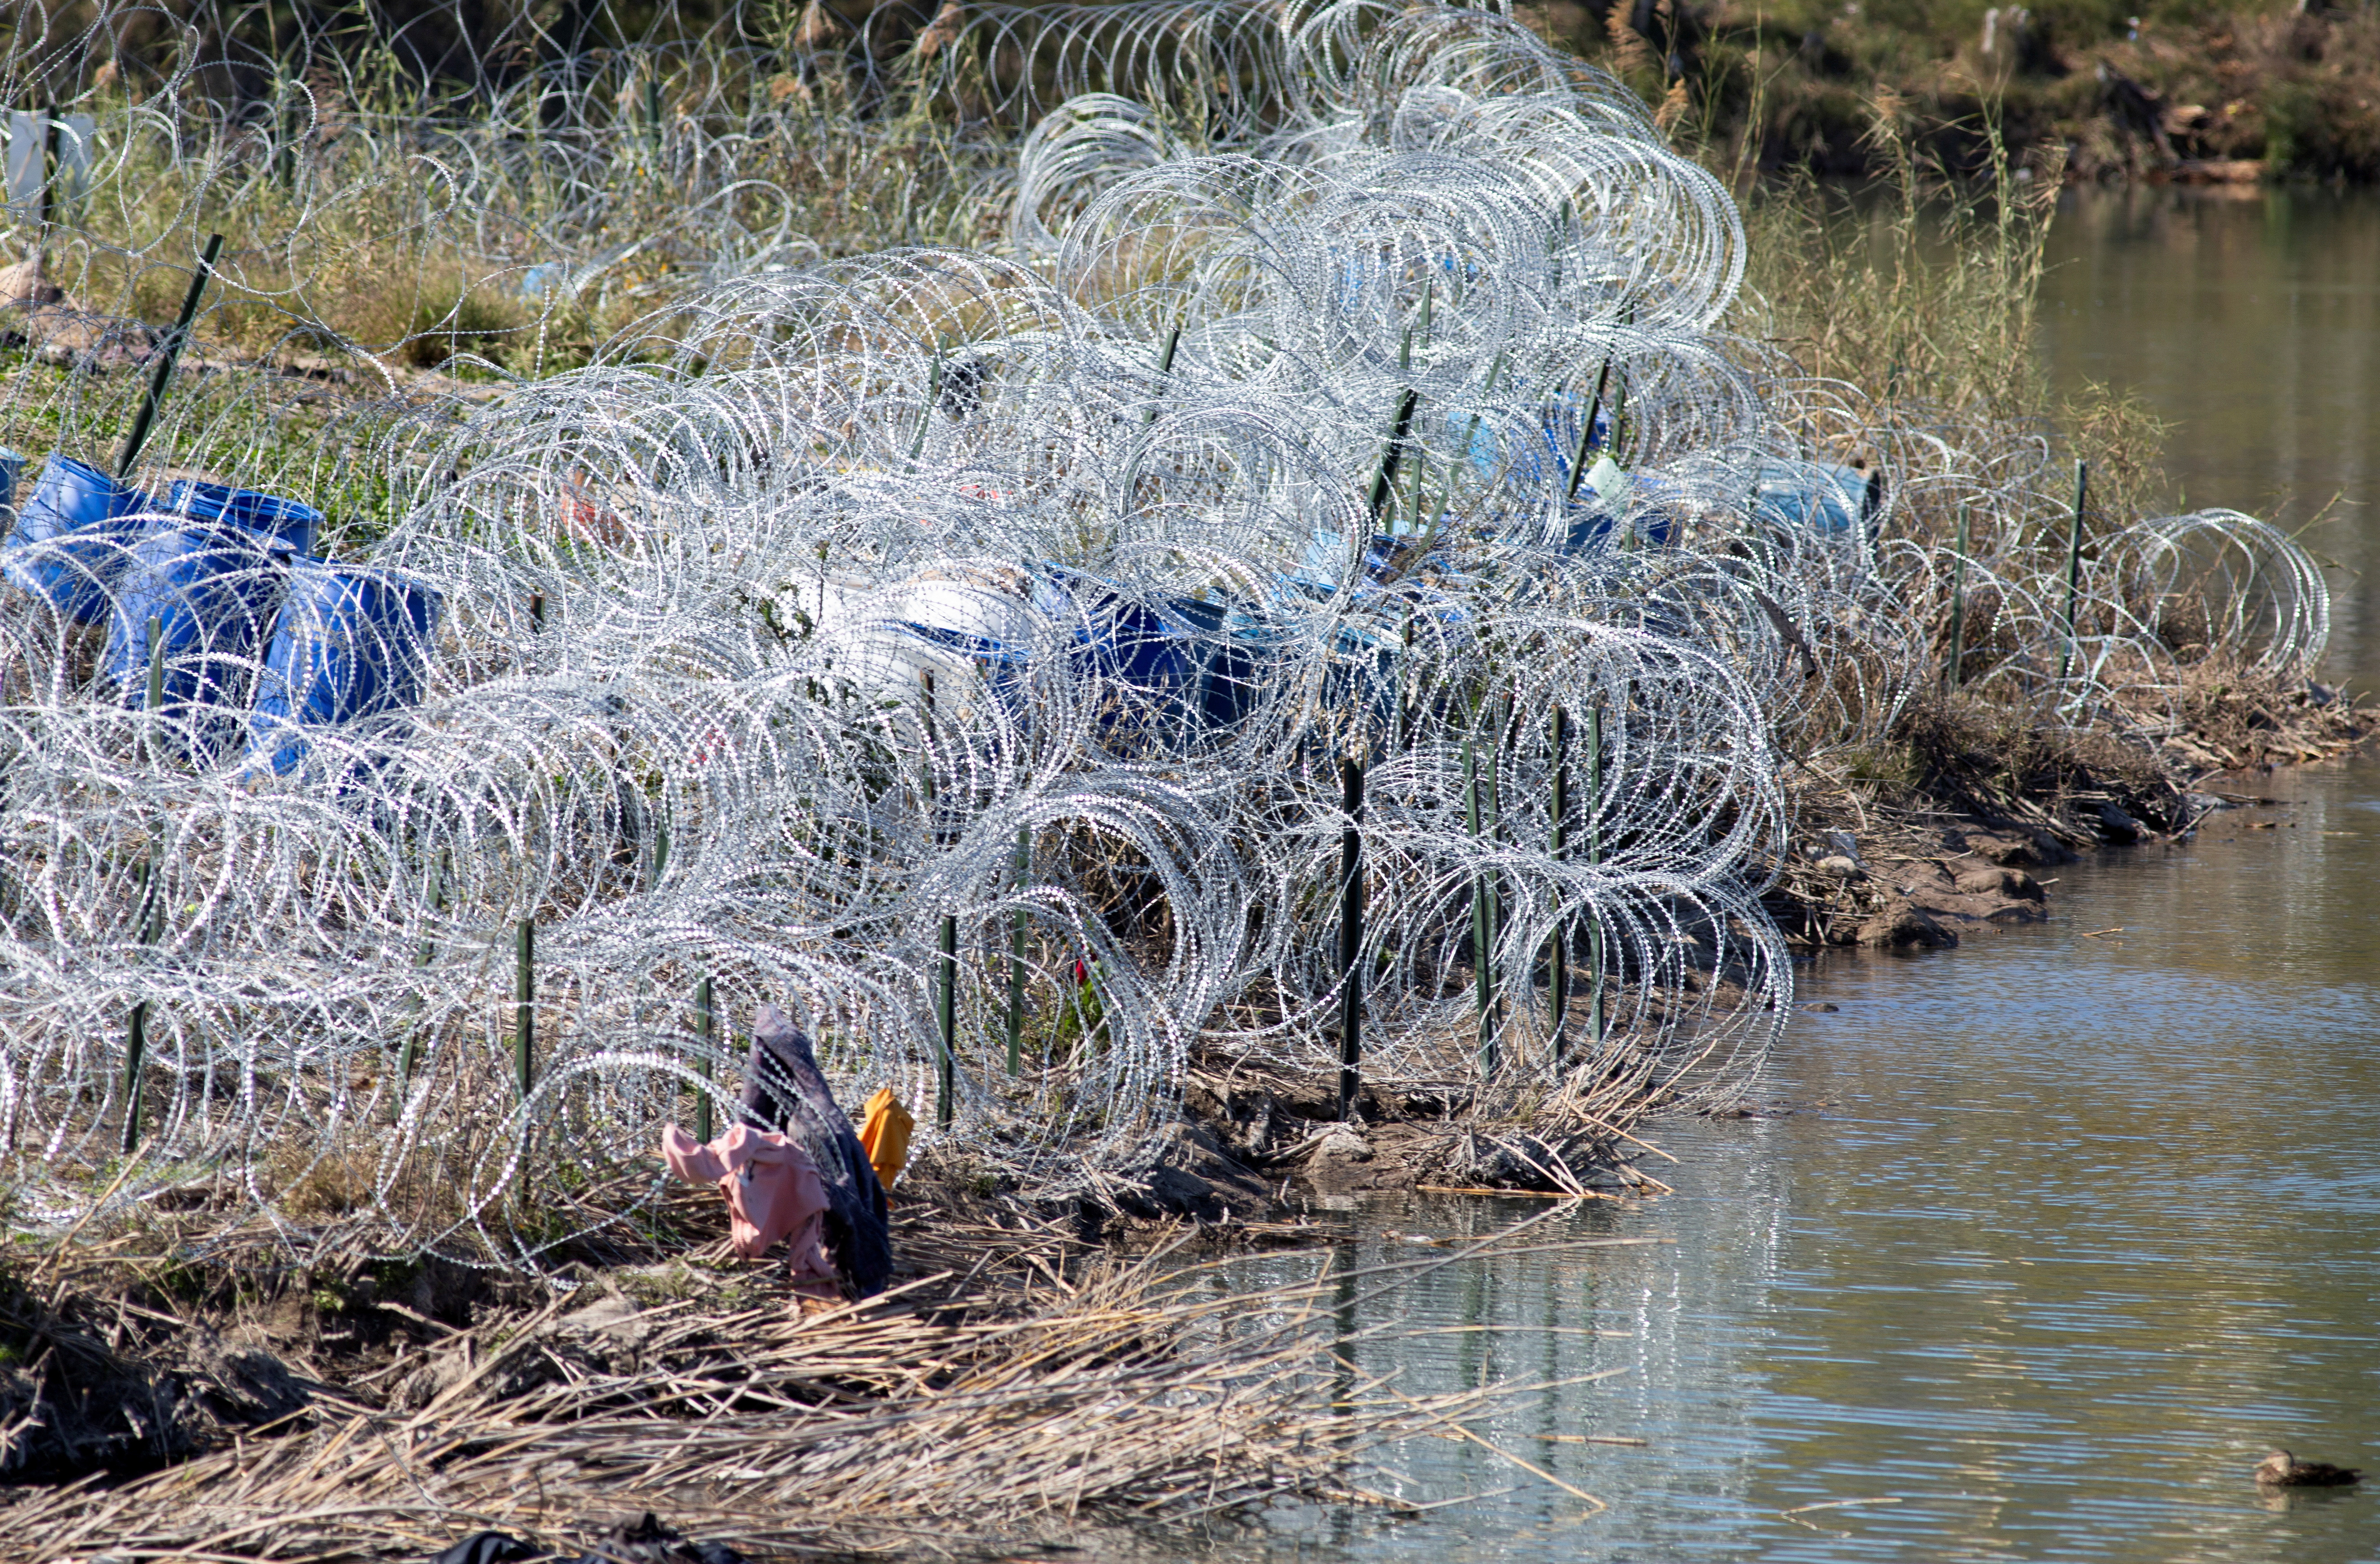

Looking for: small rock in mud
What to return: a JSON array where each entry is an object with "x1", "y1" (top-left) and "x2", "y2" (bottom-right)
[
  {"x1": 1952, "y1": 866, "x2": 2044, "y2": 901},
  {"x1": 1116, "y1": 1121, "x2": 1274, "y2": 1222},
  {"x1": 1804, "y1": 1002, "x2": 1840, "y2": 1013},
  {"x1": 1306, "y1": 1127, "x2": 1377, "y2": 1194},
  {"x1": 1813, "y1": 854, "x2": 1863, "y2": 878},
  {"x1": 2095, "y1": 801, "x2": 2145, "y2": 842},
  {"x1": 1957, "y1": 829, "x2": 2076, "y2": 868},
  {"x1": 1856, "y1": 898, "x2": 1956, "y2": 949}
]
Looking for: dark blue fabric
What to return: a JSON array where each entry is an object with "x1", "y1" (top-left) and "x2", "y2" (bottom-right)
[
  {"x1": 427, "y1": 1532, "x2": 543, "y2": 1564},
  {"x1": 428, "y1": 1514, "x2": 751, "y2": 1564},
  {"x1": 741, "y1": 1005, "x2": 894, "y2": 1297}
]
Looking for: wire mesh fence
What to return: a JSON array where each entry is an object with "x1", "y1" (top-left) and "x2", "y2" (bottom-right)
[{"x1": 0, "y1": 0, "x2": 2330, "y2": 1269}]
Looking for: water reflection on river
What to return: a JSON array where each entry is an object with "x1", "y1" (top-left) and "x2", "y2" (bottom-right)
[
  {"x1": 1179, "y1": 759, "x2": 2379, "y2": 1563},
  {"x1": 2037, "y1": 184, "x2": 2380, "y2": 686},
  {"x1": 1148, "y1": 187, "x2": 2380, "y2": 1564}
]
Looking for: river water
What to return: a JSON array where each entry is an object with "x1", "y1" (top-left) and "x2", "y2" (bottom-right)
[
  {"x1": 1164, "y1": 189, "x2": 2380, "y2": 1563},
  {"x1": 1196, "y1": 757, "x2": 2380, "y2": 1564},
  {"x1": 2036, "y1": 183, "x2": 2380, "y2": 685}
]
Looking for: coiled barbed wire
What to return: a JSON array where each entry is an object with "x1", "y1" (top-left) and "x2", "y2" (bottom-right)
[{"x1": 0, "y1": 0, "x2": 2330, "y2": 1269}]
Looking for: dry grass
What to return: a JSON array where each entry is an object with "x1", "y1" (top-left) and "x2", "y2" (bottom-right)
[
  {"x1": 1721, "y1": 93, "x2": 2372, "y2": 890},
  {"x1": 1736, "y1": 125, "x2": 2057, "y2": 432},
  {"x1": 37, "y1": 58, "x2": 1002, "y2": 380},
  {"x1": 1, "y1": 1202, "x2": 1615, "y2": 1561}
]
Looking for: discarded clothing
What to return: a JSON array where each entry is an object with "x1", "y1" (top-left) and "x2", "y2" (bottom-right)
[
  {"x1": 572, "y1": 1511, "x2": 751, "y2": 1564},
  {"x1": 659, "y1": 1121, "x2": 837, "y2": 1287},
  {"x1": 426, "y1": 1513, "x2": 750, "y2": 1564},
  {"x1": 740, "y1": 1004, "x2": 894, "y2": 1296},
  {"x1": 859, "y1": 1086, "x2": 914, "y2": 1193},
  {"x1": 427, "y1": 1533, "x2": 543, "y2": 1564}
]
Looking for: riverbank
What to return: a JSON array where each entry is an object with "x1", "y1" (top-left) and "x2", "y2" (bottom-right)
[
  {"x1": 5, "y1": 17, "x2": 2369, "y2": 1546},
  {"x1": 8, "y1": 728, "x2": 2371, "y2": 1557},
  {"x1": 1127, "y1": 764, "x2": 2380, "y2": 1563},
  {"x1": 2, "y1": 1176, "x2": 1596, "y2": 1559},
  {"x1": 1522, "y1": 0, "x2": 2380, "y2": 184},
  {"x1": 1765, "y1": 681, "x2": 2377, "y2": 952}
]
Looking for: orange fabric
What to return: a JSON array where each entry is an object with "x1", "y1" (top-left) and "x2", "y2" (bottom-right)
[
  {"x1": 857, "y1": 1088, "x2": 914, "y2": 1193},
  {"x1": 661, "y1": 1121, "x2": 837, "y2": 1285}
]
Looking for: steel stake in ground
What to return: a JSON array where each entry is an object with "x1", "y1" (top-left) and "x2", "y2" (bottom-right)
[
  {"x1": 2058, "y1": 460, "x2": 2089, "y2": 686},
  {"x1": 1946, "y1": 503, "x2": 1972, "y2": 692},
  {"x1": 1007, "y1": 827, "x2": 1028, "y2": 1076},
  {"x1": 1587, "y1": 705, "x2": 1606, "y2": 1046},
  {"x1": 117, "y1": 233, "x2": 224, "y2": 480},
  {"x1": 937, "y1": 912, "x2": 957, "y2": 1126},
  {"x1": 1337, "y1": 751, "x2": 1365, "y2": 1121},
  {"x1": 514, "y1": 919, "x2": 534, "y2": 1105},
  {"x1": 1549, "y1": 703, "x2": 1569, "y2": 1062},
  {"x1": 694, "y1": 972, "x2": 715, "y2": 1143},
  {"x1": 1466, "y1": 734, "x2": 1496, "y2": 1075},
  {"x1": 122, "y1": 617, "x2": 168, "y2": 1154}
]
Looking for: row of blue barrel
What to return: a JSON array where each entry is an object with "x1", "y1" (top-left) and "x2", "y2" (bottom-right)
[
  {"x1": 0, "y1": 453, "x2": 443, "y2": 773},
  {"x1": 896, "y1": 433, "x2": 1884, "y2": 746}
]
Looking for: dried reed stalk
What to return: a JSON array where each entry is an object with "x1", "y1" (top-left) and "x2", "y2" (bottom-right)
[{"x1": 8, "y1": 1219, "x2": 1620, "y2": 1562}]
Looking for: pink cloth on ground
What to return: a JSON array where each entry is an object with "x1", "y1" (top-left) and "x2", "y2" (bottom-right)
[{"x1": 661, "y1": 1122, "x2": 838, "y2": 1286}]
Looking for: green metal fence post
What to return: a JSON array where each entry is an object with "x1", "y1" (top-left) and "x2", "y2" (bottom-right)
[
  {"x1": 1946, "y1": 503, "x2": 1972, "y2": 692},
  {"x1": 36, "y1": 106, "x2": 55, "y2": 231},
  {"x1": 392, "y1": 852, "x2": 443, "y2": 1122},
  {"x1": 142, "y1": 615, "x2": 164, "y2": 714},
  {"x1": 514, "y1": 919, "x2": 534, "y2": 1103},
  {"x1": 1337, "y1": 752, "x2": 1365, "y2": 1121},
  {"x1": 694, "y1": 972, "x2": 714, "y2": 1143},
  {"x1": 117, "y1": 234, "x2": 222, "y2": 480},
  {"x1": 1566, "y1": 358, "x2": 1614, "y2": 503},
  {"x1": 1007, "y1": 826, "x2": 1028, "y2": 1076},
  {"x1": 1587, "y1": 705, "x2": 1605, "y2": 1047},
  {"x1": 1366, "y1": 386, "x2": 1421, "y2": 525},
  {"x1": 936, "y1": 912, "x2": 957, "y2": 1126},
  {"x1": 1548, "y1": 704, "x2": 1569, "y2": 1063},
  {"x1": 1466, "y1": 736, "x2": 1495, "y2": 1075},
  {"x1": 122, "y1": 619, "x2": 169, "y2": 1154},
  {"x1": 2058, "y1": 460, "x2": 2088, "y2": 686},
  {"x1": 122, "y1": 854, "x2": 159, "y2": 1155},
  {"x1": 1141, "y1": 323, "x2": 1180, "y2": 430}
]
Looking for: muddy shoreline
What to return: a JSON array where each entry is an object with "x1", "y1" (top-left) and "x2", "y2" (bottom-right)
[{"x1": 4, "y1": 721, "x2": 2369, "y2": 1552}]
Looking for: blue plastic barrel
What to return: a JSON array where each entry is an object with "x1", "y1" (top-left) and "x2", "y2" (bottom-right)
[
  {"x1": 1752, "y1": 461, "x2": 1879, "y2": 535},
  {"x1": 245, "y1": 562, "x2": 443, "y2": 776},
  {"x1": 104, "y1": 523, "x2": 301, "y2": 760},
  {"x1": 0, "y1": 455, "x2": 155, "y2": 623},
  {"x1": 166, "y1": 480, "x2": 321, "y2": 559}
]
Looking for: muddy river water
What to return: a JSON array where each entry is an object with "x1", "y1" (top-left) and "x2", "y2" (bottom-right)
[
  {"x1": 1189, "y1": 759, "x2": 2380, "y2": 1564},
  {"x1": 1165, "y1": 188, "x2": 2380, "y2": 1563}
]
